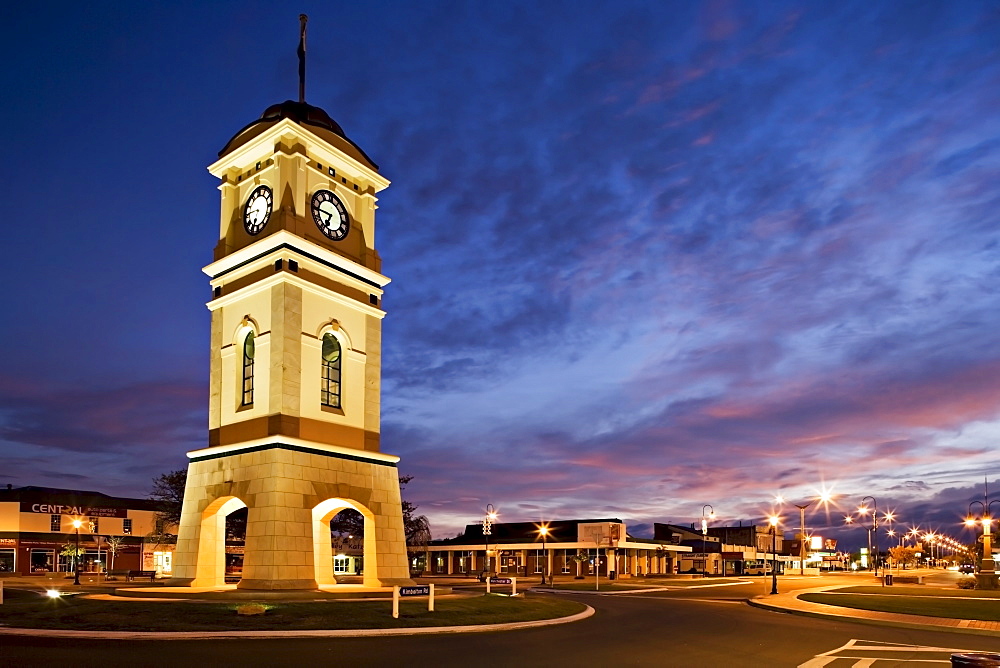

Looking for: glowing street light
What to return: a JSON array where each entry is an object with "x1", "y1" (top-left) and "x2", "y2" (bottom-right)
[
  {"x1": 767, "y1": 515, "x2": 781, "y2": 595},
  {"x1": 967, "y1": 499, "x2": 999, "y2": 589},
  {"x1": 482, "y1": 504, "x2": 497, "y2": 579},
  {"x1": 776, "y1": 490, "x2": 835, "y2": 575},
  {"x1": 701, "y1": 505, "x2": 716, "y2": 576},
  {"x1": 537, "y1": 524, "x2": 550, "y2": 585},
  {"x1": 71, "y1": 518, "x2": 83, "y2": 586}
]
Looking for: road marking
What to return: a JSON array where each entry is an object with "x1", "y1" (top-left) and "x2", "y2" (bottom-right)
[{"x1": 799, "y1": 639, "x2": 995, "y2": 667}]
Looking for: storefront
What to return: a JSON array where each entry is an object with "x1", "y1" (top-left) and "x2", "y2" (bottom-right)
[
  {"x1": 0, "y1": 485, "x2": 163, "y2": 575},
  {"x1": 425, "y1": 518, "x2": 690, "y2": 578}
]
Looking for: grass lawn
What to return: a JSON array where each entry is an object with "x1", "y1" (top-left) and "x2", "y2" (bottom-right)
[
  {"x1": 801, "y1": 593, "x2": 1000, "y2": 621},
  {"x1": 0, "y1": 589, "x2": 586, "y2": 631},
  {"x1": 830, "y1": 586, "x2": 1000, "y2": 598}
]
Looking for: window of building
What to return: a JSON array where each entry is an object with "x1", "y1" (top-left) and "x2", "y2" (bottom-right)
[
  {"x1": 321, "y1": 333, "x2": 341, "y2": 408},
  {"x1": 50, "y1": 514, "x2": 61, "y2": 532},
  {"x1": 123, "y1": 518, "x2": 132, "y2": 535},
  {"x1": 153, "y1": 551, "x2": 172, "y2": 574},
  {"x1": 334, "y1": 555, "x2": 351, "y2": 574},
  {"x1": 89, "y1": 517, "x2": 99, "y2": 533},
  {"x1": 242, "y1": 331, "x2": 255, "y2": 406},
  {"x1": 535, "y1": 549, "x2": 544, "y2": 573}
]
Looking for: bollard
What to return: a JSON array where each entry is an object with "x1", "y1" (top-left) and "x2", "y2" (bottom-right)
[
  {"x1": 511, "y1": 577, "x2": 517, "y2": 597},
  {"x1": 429, "y1": 583, "x2": 435, "y2": 612},
  {"x1": 392, "y1": 586, "x2": 399, "y2": 619},
  {"x1": 486, "y1": 577, "x2": 491, "y2": 594}
]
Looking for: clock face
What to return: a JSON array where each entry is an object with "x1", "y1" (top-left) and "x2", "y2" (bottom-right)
[
  {"x1": 311, "y1": 189, "x2": 350, "y2": 240},
  {"x1": 243, "y1": 186, "x2": 273, "y2": 235}
]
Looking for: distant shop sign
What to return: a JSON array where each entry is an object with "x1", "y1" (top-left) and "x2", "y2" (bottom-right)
[{"x1": 21, "y1": 503, "x2": 127, "y2": 518}]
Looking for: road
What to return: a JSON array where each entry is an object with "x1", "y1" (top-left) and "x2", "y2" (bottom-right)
[{"x1": 4, "y1": 572, "x2": 999, "y2": 667}]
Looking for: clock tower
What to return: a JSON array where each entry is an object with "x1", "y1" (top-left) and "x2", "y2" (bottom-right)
[{"x1": 168, "y1": 90, "x2": 412, "y2": 589}]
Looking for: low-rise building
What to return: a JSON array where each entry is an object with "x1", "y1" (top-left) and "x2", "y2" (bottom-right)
[
  {"x1": 424, "y1": 518, "x2": 691, "y2": 578},
  {"x1": 0, "y1": 485, "x2": 172, "y2": 576}
]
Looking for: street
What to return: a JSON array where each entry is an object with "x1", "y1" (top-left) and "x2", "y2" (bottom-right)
[{"x1": 4, "y1": 572, "x2": 1000, "y2": 667}]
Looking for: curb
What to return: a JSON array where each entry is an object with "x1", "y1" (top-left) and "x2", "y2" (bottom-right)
[
  {"x1": 0, "y1": 604, "x2": 595, "y2": 640},
  {"x1": 748, "y1": 593, "x2": 1000, "y2": 639}
]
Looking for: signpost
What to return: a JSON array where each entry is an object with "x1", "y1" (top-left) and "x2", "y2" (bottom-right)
[
  {"x1": 486, "y1": 576, "x2": 516, "y2": 596},
  {"x1": 392, "y1": 584, "x2": 434, "y2": 619}
]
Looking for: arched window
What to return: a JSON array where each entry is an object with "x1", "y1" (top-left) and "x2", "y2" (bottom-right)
[
  {"x1": 242, "y1": 331, "x2": 255, "y2": 406},
  {"x1": 321, "y1": 333, "x2": 341, "y2": 408}
]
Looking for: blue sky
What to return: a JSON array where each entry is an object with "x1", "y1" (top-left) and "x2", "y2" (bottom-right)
[{"x1": 1, "y1": 1, "x2": 998, "y2": 547}]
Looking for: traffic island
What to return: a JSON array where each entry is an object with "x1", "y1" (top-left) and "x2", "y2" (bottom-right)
[
  {"x1": 0, "y1": 587, "x2": 589, "y2": 634},
  {"x1": 750, "y1": 584, "x2": 1000, "y2": 638}
]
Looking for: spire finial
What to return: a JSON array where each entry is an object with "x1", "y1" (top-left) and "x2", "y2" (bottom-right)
[{"x1": 298, "y1": 14, "x2": 308, "y2": 103}]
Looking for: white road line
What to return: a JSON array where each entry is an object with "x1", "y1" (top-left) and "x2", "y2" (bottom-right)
[
  {"x1": 851, "y1": 659, "x2": 877, "y2": 667},
  {"x1": 796, "y1": 656, "x2": 839, "y2": 667}
]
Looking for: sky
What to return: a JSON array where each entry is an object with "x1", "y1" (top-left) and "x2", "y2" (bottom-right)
[{"x1": 1, "y1": 1, "x2": 998, "y2": 549}]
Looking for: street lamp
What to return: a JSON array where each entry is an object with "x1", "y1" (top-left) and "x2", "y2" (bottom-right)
[
  {"x1": 71, "y1": 518, "x2": 82, "y2": 585},
  {"x1": 482, "y1": 504, "x2": 497, "y2": 578},
  {"x1": 537, "y1": 524, "x2": 550, "y2": 585},
  {"x1": 776, "y1": 491, "x2": 833, "y2": 576},
  {"x1": 967, "y1": 500, "x2": 999, "y2": 589},
  {"x1": 701, "y1": 505, "x2": 715, "y2": 576},
  {"x1": 768, "y1": 515, "x2": 780, "y2": 595},
  {"x1": 857, "y1": 496, "x2": 878, "y2": 576}
]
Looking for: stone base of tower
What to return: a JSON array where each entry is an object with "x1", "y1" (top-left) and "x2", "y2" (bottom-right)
[{"x1": 168, "y1": 439, "x2": 413, "y2": 590}]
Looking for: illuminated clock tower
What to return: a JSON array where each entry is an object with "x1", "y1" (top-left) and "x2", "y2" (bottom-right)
[{"x1": 169, "y1": 41, "x2": 412, "y2": 589}]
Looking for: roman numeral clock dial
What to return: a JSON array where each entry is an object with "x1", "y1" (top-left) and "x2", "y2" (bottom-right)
[
  {"x1": 243, "y1": 185, "x2": 273, "y2": 235},
  {"x1": 311, "y1": 189, "x2": 350, "y2": 240}
]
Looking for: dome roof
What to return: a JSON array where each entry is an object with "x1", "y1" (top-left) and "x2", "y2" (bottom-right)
[{"x1": 218, "y1": 100, "x2": 378, "y2": 171}]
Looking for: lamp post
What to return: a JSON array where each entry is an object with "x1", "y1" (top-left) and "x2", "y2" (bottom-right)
[
  {"x1": 482, "y1": 504, "x2": 496, "y2": 578},
  {"x1": 768, "y1": 515, "x2": 780, "y2": 595},
  {"x1": 858, "y1": 496, "x2": 878, "y2": 576},
  {"x1": 967, "y1": 500, "x2": 999, "y2": 590},
  {"x1": 71, "y1": 519, "x2": 82, "y2": 585},
  {"x1": 538, "y1": 525, "x2": 549, "y2": 585},
  {"x1": 775, "y1": 491, "x2": 832, "y2": 576},
  {"x1": 701, "y1": 505, "x2": 715, "y2": 576}
]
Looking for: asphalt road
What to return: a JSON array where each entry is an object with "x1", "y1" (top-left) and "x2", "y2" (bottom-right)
[{"x1": 5, "y1": 573, "x2": 1000, "y2": 667}]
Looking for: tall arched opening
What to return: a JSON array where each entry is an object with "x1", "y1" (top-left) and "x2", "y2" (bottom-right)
[
  {"x1": 190, "y1": 496, "x2": 247, "y2": 587},
  {"x1": 312, "y1": 498, "x2": 378, "y2": 588}
]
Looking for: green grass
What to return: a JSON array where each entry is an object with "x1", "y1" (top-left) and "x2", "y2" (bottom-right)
[
  {"x1": 0, "y1": 589, "x2": 586, "y2": 631},
  {"x1": 830, "y1": 586, "x2": 1000, "y2": 598},
  {"x1": 801, "y1": 593, "x2": 1000, "y2": 621}
]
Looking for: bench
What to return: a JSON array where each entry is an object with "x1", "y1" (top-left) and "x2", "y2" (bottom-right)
[{"x1": 126, "y1": 570, "x2": 157, "y2": 582}]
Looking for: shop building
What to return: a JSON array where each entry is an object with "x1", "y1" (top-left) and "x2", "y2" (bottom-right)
[
  {"x1": 424, "y1": 519, "x2": 691, "y2": 578},
  {"x1": 0, "y1": 485, "x2": 170, "y2": 576},
  {"x1": 656, "y1": 522, "x2": 791, "y2": 575}
]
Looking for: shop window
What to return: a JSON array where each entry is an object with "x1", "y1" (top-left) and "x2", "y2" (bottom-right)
[
  {"x1": 153, "y1": 551, "x2": 172, "y2": 574},
  {"x1": 334, "y1": 555, "x2": 350, "y2": 574},
  {"x1": 321, "y1": 333, "x2": 342, "y2": 408},
  {"x1": 242, "y1": 331, "x2": 255, "y2": 406},
  {"x1": 0, "y1": 549, "x2": 14, "y2": 573},
  {"x1": 89, "y1": 517, "x2": 99, "y2": 533},
  {"x1": 50, "y1": 514, "x2": 61, "y2": 532},
  {"x1": 123, "y1": 518, "x2": 132, "y2": 535}
]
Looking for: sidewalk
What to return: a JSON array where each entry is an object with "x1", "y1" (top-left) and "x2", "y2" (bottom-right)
[{"x1": 749, "y1": 585, "x2": 1000, "y2": 638}]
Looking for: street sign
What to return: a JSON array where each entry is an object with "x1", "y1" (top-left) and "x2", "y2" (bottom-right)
[
  {"x1": 399, "y1": 586, "x2": 431, "y2": 596},
  {"x1": 489, "y1": 577, "x2": 512, "y2": 585}
]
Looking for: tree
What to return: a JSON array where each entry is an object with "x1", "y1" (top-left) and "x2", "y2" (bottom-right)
[
  {"x1": 149, "y1": 469, "x2": 186, "y2": 529},
  {"x1": 60, "y1": 543, "x2": 85, "y2": 572},
  {"x1": 329, "y1": 475, "x2": 431, "y2": 555},
  {"x1": 105, "y1": 536, "x2": 125, "y2": 572},
  {"x1": 888, "y1": 545, "x2": 918, "y2": 569}
]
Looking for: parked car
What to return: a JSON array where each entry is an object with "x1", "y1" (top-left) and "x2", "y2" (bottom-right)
[{"x1": 958, "y1": 563, "x2": 975, "y2": 574}]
